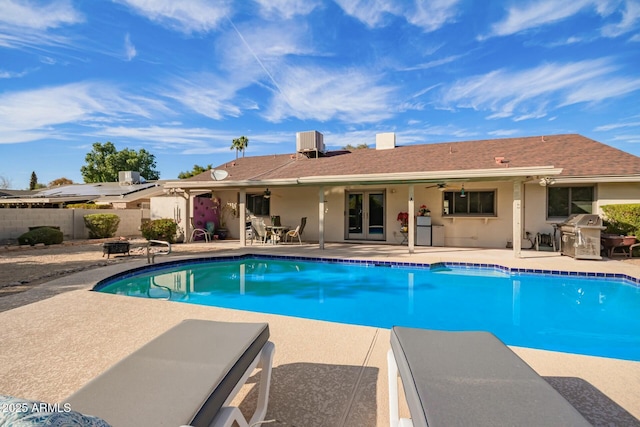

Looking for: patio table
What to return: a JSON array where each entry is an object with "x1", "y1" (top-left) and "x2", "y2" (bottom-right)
[{"x1": 266, "y1": 225, "x2": 290, "y2": 244}]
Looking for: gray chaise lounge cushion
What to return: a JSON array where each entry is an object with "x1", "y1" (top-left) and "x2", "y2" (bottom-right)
[
  {"x1": 391, "y1": 326, "x2": 591, "y2": 427},
  {"x1": 66, "y1": 319, "x2": 269, "y2": 427}
]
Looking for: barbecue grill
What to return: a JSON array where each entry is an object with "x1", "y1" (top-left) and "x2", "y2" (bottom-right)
[{"x1": 558, "y1": 214, "x2": 604, "y2": 260}]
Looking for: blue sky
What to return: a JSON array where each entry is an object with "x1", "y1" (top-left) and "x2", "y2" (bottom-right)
[{"x1": 1, "y1": 0, "x2": 639, "y2": 189}]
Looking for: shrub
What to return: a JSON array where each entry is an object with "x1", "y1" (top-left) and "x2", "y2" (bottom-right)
[
  {"x1": 17, "y1": 227, "x2": 64, "y2": 246},
  {"x1": 66, "y1": 203, "x2": 111, "y2": 209},
  {"x1": 84, "y1": 213, "x2": 121, "y2": 239},
  {"x1": 601, "y1": 204, "x2": 640, "y2": 236},
  {"x1": 140, "y1": 218, "x2": 178, "y2": 243}
]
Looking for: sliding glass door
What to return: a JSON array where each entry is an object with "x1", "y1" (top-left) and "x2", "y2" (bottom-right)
[{"x1": 346, "y1": 191, "x2": 385, "y2": 241}]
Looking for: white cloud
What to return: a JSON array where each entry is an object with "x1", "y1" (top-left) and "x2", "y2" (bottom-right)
[
  {"x1": 124, "y1": 33, "x2": 137, "y2": 61},
  {"x1": 440, "y1": 59, "x2": 640, "y2": 120},
  {"x1": 254, "y1": 0, "x2": 321, "y2": 19},
  {"x1": 601, "y1": 0, "x2": 640, "y2": 37},
  {"x1": 264, "y1": 66, "x2": 397, "y2": 123},
  {"x1": 594, "y1": 120, "x2": 640, "y2": 131},
  {"x1": 0, "y1": 68, "x2": 29, "y2": 79},
  {"x1": 0, "y1": 0, "x2": 83, "y2": 29},
  {"x1": 161, "y1": 74, "x2": 247, "y2": 120},
  {"x1": 488, "y1": 129, "x2": 520, "y2": 136},
  {"x1": 115, "y1": 0, "x2": 231, "y2": 34},
  {"x1": 0, "y1": 82, "x2": 169, "y2": 144},
  {"x1": 482, "y1": 0, "x2": 616, "y2": 39},
  {"x1": 334, "y1": 0, "x2": 460, "y2": 31}
]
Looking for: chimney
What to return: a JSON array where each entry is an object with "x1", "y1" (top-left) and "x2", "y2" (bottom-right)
[{"x1": 376, "y1": 132, "x2": 396, "y2": 150}]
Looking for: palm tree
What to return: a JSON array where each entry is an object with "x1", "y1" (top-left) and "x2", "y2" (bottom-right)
[{"x1": 231, "y1": 136, "x2": 249, "y2": 159}]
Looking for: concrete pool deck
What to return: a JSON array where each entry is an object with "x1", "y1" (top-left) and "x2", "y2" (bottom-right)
[{"x1": 1, "y1": 242, "x2": 639, "y2": 426}]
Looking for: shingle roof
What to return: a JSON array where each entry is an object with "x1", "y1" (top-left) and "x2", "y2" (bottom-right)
[{"x1": 184, "y1": 134, "x2": 640, "y2": 183}]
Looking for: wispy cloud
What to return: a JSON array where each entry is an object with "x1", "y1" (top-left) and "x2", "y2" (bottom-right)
[
  {"x1": 399, "y1": 54, "x2": 464, "y2": 72},
  {"x1": 488, "y1": 129, "x2": 521, "y2": 136},
  {"x1": 594, "y1": 119, "x2": 640, "y2": 131},
  {"x1": 0, "y1": 0, "x2": 83, "y2": 29},
  {"x1": 440, "y1": 58, "x2": 640, "y2": 120},
  {"x1": 264, "y1": 65, "x2": 397, "y2": 123},
  {"x1": 601, "y1": 0, "x2": 640, "y2": 37},
  {"x1": 334, "y1": 0, "x2": 460, "y2": 32},
  {"x1": 481, "y1": 0, "x2": 613, "y2": 39},
  {"x1": 0, "y1": 82, "x2": 169, "y2": 144},
  {"x1": 161, "y1": 74, "x2": 247, "y2": 120},
  {"x1": 254, "y1": 0, "x2": 321, "y2": 19},
  {"x1": 123, "y1": 33, "x2": 136, "y2": 61},
  {"x1": 0, "y1": 68, "x2": 29, "y2": 79},
  {"x1": 115, "y1": 0, "x2": 231, "y2": 34},
  {"x1": 0, "y1": 0, "x2": 82, "y2": 51}
]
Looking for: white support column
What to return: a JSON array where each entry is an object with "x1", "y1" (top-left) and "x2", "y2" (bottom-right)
[
  {"x1": 513, "y1": 180, "x2": 523, "y2": 258},
  {"x1": 184, "y1": 190, "x2": 191, "y2": 242},
  {"x1": 239, "y1": 188, "x2": 246, "y2": 247},
  {"x1": 319, "y1": 186, "x2": 325, "y2": 250},
  {"x1": 408, "y1": 185, "x2": 415, "y2": 254}
]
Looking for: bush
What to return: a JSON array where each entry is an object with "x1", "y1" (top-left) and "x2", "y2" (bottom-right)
[
  {"x1": 84, "y1": 213, "x2": 121, "y2": 239},
  {"x1": 66, "y1": 203, "x2": 111, "y2": 209},
  {"x1": 18, "y1": 227, "x2": 64, "y2": 246},
  {"x1": 601, "y1": 204, "x2": 640, "y2": 236},
  {"x1": 140, "y1": 218, "x2": 178, "y2": 243}
]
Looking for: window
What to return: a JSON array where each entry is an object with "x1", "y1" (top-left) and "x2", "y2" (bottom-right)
[
  {"x1": 246, "y1": 193, "x2": 270, "y2": 216},
  {"x1": 443, "y1": 191, "x2": 496, "y2": 216},
  {"x1": 547, "y1": 186, "x2": 594, "y2": 218}
]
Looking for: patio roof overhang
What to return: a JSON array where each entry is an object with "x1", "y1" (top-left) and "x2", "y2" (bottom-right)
[{"x1": 163, "y1": 166, "x2": 564, "y2": 191}]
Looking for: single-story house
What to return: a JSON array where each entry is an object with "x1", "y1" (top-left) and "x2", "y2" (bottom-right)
[{"x1": 159, "y1": 132, "x2": 640, "y2": 257}]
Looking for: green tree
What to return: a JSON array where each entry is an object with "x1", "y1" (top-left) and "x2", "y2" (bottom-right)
[
  {"x1": 342, "y1": 143, "x2": 369, "y2": 151},
  {"x1": 231, "y1": 136, "x2": 249, "y2": 159},
  {"x1": 178, "y1": 164, "x2": 213, "y2": 179},
  {"x1": 48, "y1": 177, "x2": 74, "y2": 187},
  {"x1": 29, "y1": 171, "x2": 38, "y2": 190},
  {"x1": 81, "y1": 142, "x2": 160, "y2": 183}
]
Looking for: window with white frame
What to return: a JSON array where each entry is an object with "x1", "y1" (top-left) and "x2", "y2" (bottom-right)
[
  {"x1": 547, "y1": 186, "x2": 594, "y2": 218},
  {"x1": 443, "y1": 190, "x2": 496, "y2": 216}
]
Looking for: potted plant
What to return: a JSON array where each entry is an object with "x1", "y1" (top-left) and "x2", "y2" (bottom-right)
[
  {"x1": 417, "y1": 205, "x2": 430, "y2": 216},
  {"x1": 397, "y1": 212, "x2": 408, "y2": 233},
  {"x1": 217, "y1": 201, "x2": 237, "y2": 240}
]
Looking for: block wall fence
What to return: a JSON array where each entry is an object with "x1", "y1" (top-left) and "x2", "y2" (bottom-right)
[{"x1": 0, "y1": 209, "x2": 149, "y2": 243}]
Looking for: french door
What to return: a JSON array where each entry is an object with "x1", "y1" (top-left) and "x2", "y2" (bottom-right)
[{"x1": 346, "y1": 191, "x2": 385, "y2": 240}]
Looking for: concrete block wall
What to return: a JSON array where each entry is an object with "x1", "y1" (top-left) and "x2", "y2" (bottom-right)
[{"x1": 0, "y1": 209, "x2": 148, "y2": 242}]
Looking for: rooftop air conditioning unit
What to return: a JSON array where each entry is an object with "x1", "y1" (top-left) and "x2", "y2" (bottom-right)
[
  {"x1": 118, "y1": 171, "x2": 141, "y2": 185},
  {"x1": 296, "y1": 131, "x2": 325, "y2": 158}
]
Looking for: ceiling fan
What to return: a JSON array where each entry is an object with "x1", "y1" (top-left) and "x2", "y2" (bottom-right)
[{"x1": 425, "y1": 182, "x2": 466, "y2": 197}]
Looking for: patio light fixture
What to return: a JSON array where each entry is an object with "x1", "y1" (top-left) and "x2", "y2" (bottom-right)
[
  {"x1": 460, "y1": 185, "x2": 466, "y2": 198},
  {"x1": 263, "y1": 188, "x2": 271, "y2": 199}
]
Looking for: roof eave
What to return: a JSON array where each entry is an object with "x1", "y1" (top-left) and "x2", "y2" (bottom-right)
[{"x1": 164, "y1": 166, "x2": 562, "y2": 189}]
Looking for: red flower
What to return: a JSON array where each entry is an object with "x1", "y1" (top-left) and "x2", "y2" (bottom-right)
[{"x1": 397, "y1": 212, "x2": 409, "y2": 225}]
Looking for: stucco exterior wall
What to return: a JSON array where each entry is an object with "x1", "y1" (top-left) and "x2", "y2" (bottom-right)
[
  {"x1": 164, "y1": 180, "x2": 638, "y2": 249},
  {"x1": 150, "y1": 195, "x2": 187, "y2": 242},
  {"x1": 0, "y1": 209, "x2": 148, "y2": 242}
]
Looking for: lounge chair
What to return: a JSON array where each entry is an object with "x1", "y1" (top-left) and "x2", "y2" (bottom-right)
[
  {"x1": 284, "y1": 217, "x2": 306, "y2": 244},
  {"x1": 388, "y1": 326, "x2": 590, "y2": 427},
  {"x1": 65, "y1": 319, "x2": 275, "y2": 427}
]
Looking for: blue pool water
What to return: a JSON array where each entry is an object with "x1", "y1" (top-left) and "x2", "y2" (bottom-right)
[{"x1": 96, "y1": 256, "x2": 640, "y2": 361}]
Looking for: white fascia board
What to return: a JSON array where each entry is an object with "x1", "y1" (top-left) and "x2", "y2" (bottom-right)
[
  {"x1": 163, "y1": 178, "x2": 299, "y2": 190},
  {"x1": 551, "y1": 175, "x2": 640, "y2": 184},
  {"x1": 296, "y1": 166, "x2": 563, "y2": 185}
]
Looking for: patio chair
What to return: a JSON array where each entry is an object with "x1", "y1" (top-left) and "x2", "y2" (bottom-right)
[
  {"x1": 189, "y1": 218, "x2": 212, "y2": 242},
  {"x1": 285, "y1": 217, "x2": 306, "y2": 244},
  {"x1": 65, "y1": 319, "x2": 275, "y2": 427},
  {"x1": 251, "y1": 217, "x2": 271, "y2": 245},
  {"x1": 388, "y1": 326, "x2": 590, "y2": 427}
]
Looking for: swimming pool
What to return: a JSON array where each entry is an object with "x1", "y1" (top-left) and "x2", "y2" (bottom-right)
[{"x1": 96, "y1": 255, "x2": 640, "y2": 361}]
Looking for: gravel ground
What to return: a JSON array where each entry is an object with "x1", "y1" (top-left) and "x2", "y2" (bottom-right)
[{"x1": 0, "y1": 239, "x2": 219, "y2": 300}]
